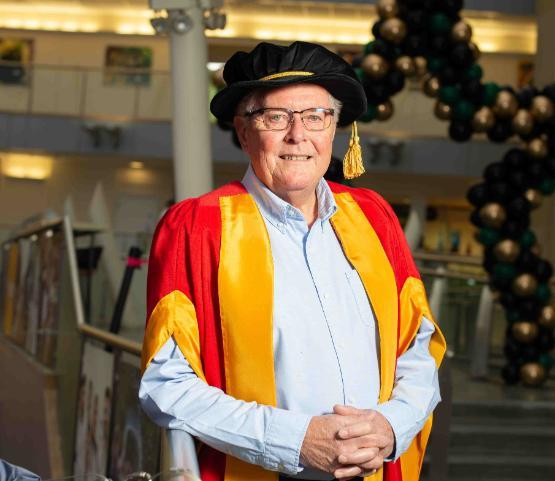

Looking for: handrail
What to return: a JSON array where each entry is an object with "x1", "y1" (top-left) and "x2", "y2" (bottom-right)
[
  {"x1": 0, "y1": 59, "x2": 171, "y2": 75},
  {"x1": 413, "y1": 251, "x2": 483, "y2": 266},
  {"x1": 419, "y1": 266, "x2": 487, "y2": 282}
]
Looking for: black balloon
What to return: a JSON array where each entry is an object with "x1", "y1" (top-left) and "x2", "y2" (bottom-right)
[
  {"x1": 461, "y1": 79, "x2": 484, "y2": 105},
  {"x1": 501, "y1": 363, "x2": 520, "y2": 385},
  {"x1": 403, "y1": 34, "x2": 428, "y2": 56},
  {"x1": 470, "y1": 209, "x2": 483, "y2": 227},
  {"x1": 522, "y1": 344, "x2": 541, "y2": 362},
  {"x1": 502, "y1": 218, "x2": 529, "y2": 239},
  {"x1": 517, "y1": 251, "x2": 539, "y2": 271},
  {"x1": 534, "y1": 260, "x2": 553, "y2": 282},
  {"x1": 507, "y1": 170, "x2": 530, "y2": 190},
  {"x1": 449, "y1": 119, "x2": 473, "y2": 141},
  {"x1": 503, "y1": 148, "x2": 529, "y2": 169},
  {"x1": 517, "y1": 85, "x2": 539, "y2": 109},
  {"x1": 507, "y1": 197, "x2": 531, "y2": 218},
  {"x1": 430, "y1": 35, "x2": 451, "y2": 54},
  {"x1": 372, "y1": 20, "x2": 384, "y2": 39},
  {"x1": 500, "y1": 291, "x2": 518, "y2": 310},
  {"x1": 519, "y1": 124, "x2": 544, "y2": 143},
  {"x1": 363, "y1": 80, "x2": 390, "y2": 104},
  {"x1": 386, "y1": 69, "x2": 406, "y2": 95},
  {"x1": 487, "y1": 120, "x2": 513, "y2": 143},
  {"x1": 484, "y1": 162, "x2": 507, "y2": 182},
  {"x1": 438, "y1": 65, "x2": 459, "y2": 85},
  {"x1": 545, "y1": 156, "x2": 555, "y2": 176},
  {"x1": 527, "y1": 160, "x2": 546, "y2": 187},
  {"x1": 519, "y1": 299, "x2": 542, "y2": 320},
  {"x1": 450, "y1": 43, "x2": 474, "y2": 69},
  {"x1": 404, "y1": 9, "x2": 428, "y2": 31},
  {"x1": 489, "y1": 181, "x2": 514, "y2": 202},
  {"x1": 372, "y1": 39, "x2": 399, "y2": 61},
  {"x1": 542, "y1": 83, "x2": 555, "y2": 103},
  {"x1": 537, "y1": 328, "x2": 555, "y2": 351},
  {"x1": 442, "y1": 0, "x2": 464, "y2": 15},
  {"x1": 467, "y1": 183, "x2": 489, "y2": 206}
]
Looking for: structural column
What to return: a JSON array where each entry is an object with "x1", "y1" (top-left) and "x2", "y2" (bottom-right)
[{"x1": 169, "y1": 5, "x2": 213, "y2": 201}]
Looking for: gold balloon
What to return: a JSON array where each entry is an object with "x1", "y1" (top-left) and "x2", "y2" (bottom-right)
[
  {"x1": 434, "y1": 101, "x2": 452, "y2": 120},
  {"x1": 469, "y1": 42, "x2": 481, "y2": 60},
  {"x1": 531, "y1": 95, "x2": 555, "y2": 123},
  {"x1": 414, "y1": 56, "x2": 427, "y2": 77},
  {"x1": 376, "y1": 100, "x2": 394, "y2": 121},
  {"x1": 478, "y1": 203, "x2": 506, "y2": 229},
  {"x1": 539, "y1": 305, "x2": 555, "y2": 329},
  {"x1": 493, "y1": 91, "x2": 518, "y2": 119},
  {"x1": 526, "y1": 137, "x2": 548, "y2": 159},
  {"x1": 512, "y1": 273, "x2": 538, "y2": 297},
  {"x1": 395, "y1": 56, "x2": 415, "y2": 76},
  {"x1": 361, "y1": 54, "x2": 389, "y2": 79},
  {"x1": 379, "y1": 18, "x2": 407, "y2": 45},
  {"x1": 524, "y1": 188, "x2": 543, "y2": 208},
  {"x1": 494, "y1": 239, "x2": 520, "y2": 263},
  {"x1": 423, "y1": 76, "x2": 440, "y2": 97},
  {"x1": 512, "y1": 322, "x2": 539, "y2": 343},
  {"x1": 472, "y1": 106, "x2": 495, "y2": 133},
  {"x1": 377, "y1": 0, "x2": 399, "y2": 19},
  {"x1": 451, "y1": 21, "x2": 472, "y2": 42},
  {"x1": 520, "y1": 362, "x2": 547, "y2": 387},
  {"x1": 211, "y1": 67, "x2": 226, "y2": 88},
  {"x1": 512, "y1": 109, "x2": 534, "y2": 136}
]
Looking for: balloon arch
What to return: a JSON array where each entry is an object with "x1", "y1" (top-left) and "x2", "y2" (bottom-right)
[
  {"x1": 214, "y1": 0, "x2": 555, "y2": 387},
  {"x1": 356, "y1": 0, "x2": 555, "y2": 387}
]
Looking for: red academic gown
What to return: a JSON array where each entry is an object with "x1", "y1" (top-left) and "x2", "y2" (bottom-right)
[{"x1": 141, "y1": 181, "x2": 446, "y2": 481}]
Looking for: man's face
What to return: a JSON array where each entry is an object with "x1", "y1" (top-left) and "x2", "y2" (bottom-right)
[{"x1": 234, "y1": 83, "x2": 336, "y2": 198}]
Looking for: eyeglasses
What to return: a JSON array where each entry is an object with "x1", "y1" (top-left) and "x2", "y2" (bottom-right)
[{"x1": 244, "y1": 107, "x2": 335, "y2": 131}]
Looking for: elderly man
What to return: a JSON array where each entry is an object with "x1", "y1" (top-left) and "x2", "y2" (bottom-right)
[{"x1": 139, "y1": 41, "x2": 445, "y2": 481}]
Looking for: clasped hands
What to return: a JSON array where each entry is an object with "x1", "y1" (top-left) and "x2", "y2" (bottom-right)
[{"x1": 300, "y1": 405, "x2": 395, "y2": 480}]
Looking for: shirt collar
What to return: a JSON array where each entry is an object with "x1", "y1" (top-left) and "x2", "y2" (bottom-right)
[{"x1": 241, "y1": 164, "x2": 337, "y2": 231}]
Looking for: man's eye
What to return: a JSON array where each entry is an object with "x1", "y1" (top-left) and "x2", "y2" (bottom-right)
[
  {"x1": 268, "y1": 114, "x2": 286, "y2": 122},
  {"x1": 306, "y1": 115, "x2": 323, "y2": 122}
]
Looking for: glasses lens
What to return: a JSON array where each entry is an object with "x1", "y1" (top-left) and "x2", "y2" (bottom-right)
[
  {"x1": 301, "y1": 109, "x2": 331, "y2": 131},
  {"x1": 255, "y1": 109, "x2": 290, "y2": 130}
]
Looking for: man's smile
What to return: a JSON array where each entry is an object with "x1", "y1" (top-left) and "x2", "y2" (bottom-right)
[{"x1": 279, "y1": 155, "x2": 312, "y2": 161}]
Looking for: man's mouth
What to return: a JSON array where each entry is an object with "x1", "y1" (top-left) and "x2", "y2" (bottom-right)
[{"x1": 279, "y1": 155, "x2": 312, "y2": 161}]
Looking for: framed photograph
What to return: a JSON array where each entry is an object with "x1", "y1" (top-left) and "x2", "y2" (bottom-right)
[
  {"x1": 104, "y1": 46, "x2": 152, "y2": 87},
  {"x1": 0, "y1": 38, "x2": 33, "y2": 85},
  {"x1": 74, "y1": 340, "x2": 116, "y2": 477},
  {"x1": 108, "y1": 351, "x2": 160, "y2": 480}
]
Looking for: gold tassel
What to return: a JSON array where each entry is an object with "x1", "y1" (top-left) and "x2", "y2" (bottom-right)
[{"x1": 343, "y1": 121, "x2": 365, "y2": 179}]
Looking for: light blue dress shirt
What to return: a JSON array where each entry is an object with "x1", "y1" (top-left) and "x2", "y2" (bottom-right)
[{"x1": 139, "y1": 166, "x2": 440, "y2": 479}]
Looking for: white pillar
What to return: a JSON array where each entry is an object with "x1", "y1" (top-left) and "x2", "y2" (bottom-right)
[
  {"x1": 404, "y1": 195, "x2": 426, "y2": 252},
  {"x1": 169, "y1": 6, "x2": 213, "y2": 201},
  {"x1": 470, "y1": 285, "x2": 495, "y2": 379}
]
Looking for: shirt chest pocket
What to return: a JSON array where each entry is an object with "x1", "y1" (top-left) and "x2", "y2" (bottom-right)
[{"x1": 344, "y1": 268, "x2": 375, "y2": 327}]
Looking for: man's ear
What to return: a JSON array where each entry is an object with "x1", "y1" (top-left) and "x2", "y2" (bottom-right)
[{"x1": 233, "y1": 116, "x2": 249, "y2": 151}]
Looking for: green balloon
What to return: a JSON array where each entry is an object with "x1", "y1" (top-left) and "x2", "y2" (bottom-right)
[
  {"x1": 429, "y1": 13, "x2": 452, "y2": 35},
  {"x1": 482, "y1": 82, "x2": 501, "y2": 107},
  {"x1": 364, "y1": 41, "x2": 375, "y2": 55},
  {"x1": 427, "y1": 56, "x2": 446, "y2": 74},
  {"x1": 493, "y1": 262, "x2": 517, "y2": 280},
  {"x1": 478, "y1": 228, "x2": 500, "y2": 246},
  {"x1": 360, "y1": 104, "x2": 378, "y2": 122},
  {"x1": 520, "y1": 230, "x2": 536, "y2": 248},
  {"x1": 439, "y1": 85, "x2": 461, "y2": 106},
  {"x1": 506, "y1": 310, "x2": 520, "y2": 323},
  {"x1": 540, "y1": 177, "x2": 555, "y2": 195},
  {"x1": 535, "y1": 284, "x2": 551, "y2": 303},
  {"x1": 453, "y1": 99, "x2": 476, "y2": 121},
  {"x1": 355, "y1": 67, "x2": 365, "y2": 82},
  {"x1": 465, "y1": 64, "x2": 483, "y2": 81},
  {"x1": 539, "y1": 353, "x2": 554, "y2": 371}
]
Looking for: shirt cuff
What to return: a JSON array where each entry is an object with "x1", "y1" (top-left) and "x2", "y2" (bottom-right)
[
  {"x1": 374, "y1": 400, "x2": 423, "y2": 462},
  {"x1": 262, "y1": 408, "x2": 311, "y2": 475}
]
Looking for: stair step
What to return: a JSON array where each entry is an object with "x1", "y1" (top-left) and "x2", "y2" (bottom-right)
[
  {"x1": 446, "y1": 454, "x2": 555, "y2": 480},
  {"x1": 451, "y1": 400, "x2": 555, "y2": 427}
]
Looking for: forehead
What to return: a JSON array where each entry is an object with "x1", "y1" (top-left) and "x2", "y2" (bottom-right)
[{"x1": 259, "y1": 83, "x2": 331, "y2": 109}]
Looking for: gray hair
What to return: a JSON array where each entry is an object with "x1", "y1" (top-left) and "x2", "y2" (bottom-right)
[{"x1": 235, "y1": 88, "x2": 342, "y2": 122}]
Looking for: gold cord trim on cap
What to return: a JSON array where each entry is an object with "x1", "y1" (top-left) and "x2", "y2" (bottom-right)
[
  {"x1": 259, "y1": 71, "x2": 314, "y2": 81},
  {"x1": 343, "y1": 122, "x2": 365, "y2": 179}
]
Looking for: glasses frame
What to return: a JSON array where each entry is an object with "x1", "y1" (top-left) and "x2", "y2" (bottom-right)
[{"x1": 244, "y1": 107, "x2": 335, "y2": 131}]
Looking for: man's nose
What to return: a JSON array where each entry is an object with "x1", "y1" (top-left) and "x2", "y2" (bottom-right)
[{"x1": 284, "y1": 114, "x2": 306, "y2": 143}]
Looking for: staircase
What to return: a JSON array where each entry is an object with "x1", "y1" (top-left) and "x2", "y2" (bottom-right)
[{"x1": 444, "y1": 399, "x2": 555, "y2": 480}]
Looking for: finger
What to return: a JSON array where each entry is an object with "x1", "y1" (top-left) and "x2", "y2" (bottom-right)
[
  {"x1": 334, "y1": 404, "x2": 360, "y2": 414},
  {"x1": 338, "y1": 447, "x2": 379, "y2": 465},
  {"x1": 360, "y1": 469, "x2": 377, "y2": 477},
  {"x1": 333, "y1": 465, "x2": 362, "y2": 479},
  {"x1": 338, "y1": 418, "x2": 378, "y2": 439},
  {"x1": 357, "y1": 455, "x2": 384, "y2": 471}
]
